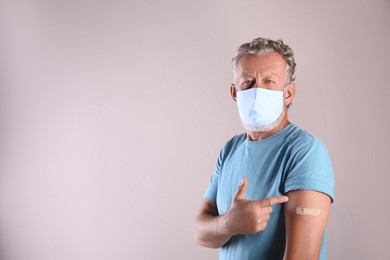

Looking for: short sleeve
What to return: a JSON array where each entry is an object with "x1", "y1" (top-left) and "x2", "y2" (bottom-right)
[
  {"x1": 284, "y1": 139, "x2": 335, "y2": 202},
  {"x1": 204, "y1": 149, "x2": 224, "y2": 201}
]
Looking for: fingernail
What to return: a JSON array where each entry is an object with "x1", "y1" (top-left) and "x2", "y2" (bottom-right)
[{"x1": 239, "y1": 177, "x2": 244, "y2": 187}]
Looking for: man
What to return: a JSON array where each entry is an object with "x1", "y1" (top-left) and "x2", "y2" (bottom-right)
[{"x1": 193, "y1": 37, "x2": 335, "y2": 259}]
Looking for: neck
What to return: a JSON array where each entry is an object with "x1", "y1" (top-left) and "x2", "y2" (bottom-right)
[{"x1": 247, "y1": 116, "x2": 290, "y2": 141}]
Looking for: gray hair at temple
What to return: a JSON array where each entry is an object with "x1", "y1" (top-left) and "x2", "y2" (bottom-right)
[{"x1": 232, "y1": 37, "x2": 296, "y2": 84}]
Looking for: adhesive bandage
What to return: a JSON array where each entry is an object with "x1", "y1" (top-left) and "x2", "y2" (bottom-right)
[{"x1": 295, "y1": 207, "x2": 320, "y2": 216}]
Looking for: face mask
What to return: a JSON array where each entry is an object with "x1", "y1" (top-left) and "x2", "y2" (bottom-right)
[{"x1": 236, "y1": 88, "x2": 284, "y2": 132}]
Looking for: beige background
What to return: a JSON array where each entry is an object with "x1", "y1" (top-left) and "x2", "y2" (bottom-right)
[{"x1": 0, "y1": 0, "x2": 389, "y2": 259}]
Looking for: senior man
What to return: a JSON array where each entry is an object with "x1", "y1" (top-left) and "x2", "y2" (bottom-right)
[{"x1": 193, "y1": 37, "x2": 335, "y2": 259}]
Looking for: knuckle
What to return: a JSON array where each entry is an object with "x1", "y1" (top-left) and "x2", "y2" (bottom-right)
[
  {"x1": 260, "y1": 198, "x2": 271, "y2": 207},
  {"x1": 257, "y1": 222, "x2": 267, "y2": 232}
]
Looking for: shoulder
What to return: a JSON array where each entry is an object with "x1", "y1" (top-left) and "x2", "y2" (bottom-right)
[
  {"x1": 222, "y1": 133, "x2": 246, "y2": 152},
  {"x1": 216, "y1": 133, "x2": 246, "y2": 164},
  {"x1": 285, "y1": 125, "x2": 332, "y2": 168},
  {"x1": 285, "y1": 124, "x2": 328, "y2": 153}
]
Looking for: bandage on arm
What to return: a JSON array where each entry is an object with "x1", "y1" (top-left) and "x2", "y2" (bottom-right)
[
  {"x1": 295, "y1": 207, "x2": 320, "y2": 216},
  {"x1": 283, "y1": 190, "x2": 331, "y2": 260}
]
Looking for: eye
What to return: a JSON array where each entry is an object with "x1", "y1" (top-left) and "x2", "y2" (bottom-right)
[
  {"x1": 263, "y1": 79, "x2": 275, "y2": 85},
  {"x1": 242, "y1": 79, "x2": 256, "y2": 89}
]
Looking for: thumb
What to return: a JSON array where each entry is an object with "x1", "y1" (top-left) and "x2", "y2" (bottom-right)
[{"x1": 233, "y1": 177, "x2": 248, "y2": 200}]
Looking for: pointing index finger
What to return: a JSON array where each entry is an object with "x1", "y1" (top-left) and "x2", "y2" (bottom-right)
[{"x1": 262, "y1": 196, "x2": 289, "y2": 207}]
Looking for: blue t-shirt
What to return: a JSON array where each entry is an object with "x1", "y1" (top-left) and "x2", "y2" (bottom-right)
[{"x1": 204, "y1": 124, "x2": 335, "y2": 260}]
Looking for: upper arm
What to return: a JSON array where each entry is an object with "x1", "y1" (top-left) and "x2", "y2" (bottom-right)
[{"x1": 284, "y1": 190, "x2": 331, "y2": 260}]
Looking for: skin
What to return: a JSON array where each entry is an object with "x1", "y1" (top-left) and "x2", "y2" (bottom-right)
[{"x1": 193, "y1": 52, "x2": 331, "y2": 258}]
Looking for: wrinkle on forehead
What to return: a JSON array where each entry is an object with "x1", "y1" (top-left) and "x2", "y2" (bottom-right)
[{"x1": 235, "y1": 53, "x2": 288, "y2": 84}]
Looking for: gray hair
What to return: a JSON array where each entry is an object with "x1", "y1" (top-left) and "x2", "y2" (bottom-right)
[{"x1": 232, "y1": 37, "x2": 296, "y2": 83}]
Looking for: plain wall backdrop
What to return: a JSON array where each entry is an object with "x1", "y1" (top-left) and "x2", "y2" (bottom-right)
[{"x1": 0, "y1": 0, "x2": 389, "y2": 259}]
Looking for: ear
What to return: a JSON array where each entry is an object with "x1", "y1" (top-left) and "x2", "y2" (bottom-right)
[
  {"x1": 284, "y1": 83, "x2": 296, "y2": 108},
  {"x1": 230, "y1": 84, "x2": 237, "y2": 102}
]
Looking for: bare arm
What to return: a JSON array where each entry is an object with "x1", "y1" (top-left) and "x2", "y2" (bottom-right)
[
  {"x1": 193, "y1": 199, "x2": 231, "y2": 248},
  {"x1": 193, "y1": 177, "x2": 289, "y2": 248},
  {"x1": 283, "y1": 190, "x2": 331, "y2": 260}
]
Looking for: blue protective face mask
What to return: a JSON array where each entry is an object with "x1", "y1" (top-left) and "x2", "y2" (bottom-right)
[{"x1": 236, "y1": 88, "x2": 284, "y2": 132}]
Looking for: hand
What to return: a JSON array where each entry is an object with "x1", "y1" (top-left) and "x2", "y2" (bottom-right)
[{"x1": 224, "y1": 177, "x2": 288, "y2": 235}]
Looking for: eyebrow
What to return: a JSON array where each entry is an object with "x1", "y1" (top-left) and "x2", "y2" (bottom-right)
[
  {"x1": 240, "y1": 72, "x2": 255, "y2": 77},
  {"x1": 239, "y1": 72, "x2": 280, "y2": 79}
]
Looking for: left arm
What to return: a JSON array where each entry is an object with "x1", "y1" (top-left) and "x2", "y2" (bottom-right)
[{"x1": 283, "y1": 190, "x2": 331, "y2": 260}]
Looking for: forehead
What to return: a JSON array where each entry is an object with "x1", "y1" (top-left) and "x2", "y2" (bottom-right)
[{"x1": 236, "y1": 52, "x2": 287, "y2": 76}]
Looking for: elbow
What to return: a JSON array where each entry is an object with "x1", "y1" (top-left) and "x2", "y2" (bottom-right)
[
  {"x1": 194, "y1": 236, "x2": 221, "y2": 249},
  {"x1": 192, "y1": 218, "x2": 204, "y2": 246},
  {"x1": 199, "y1": 242, "x2": 220, "y2": 249},
  {"x1": 192, "y1": 224, "x2": 204, "y2": 247},
  {"x1": 193, "y1": 234, "x2": 220, "y2": 249},
  {"x1": 192, "y1": 218, "x2": 221, "y2": 249}
]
